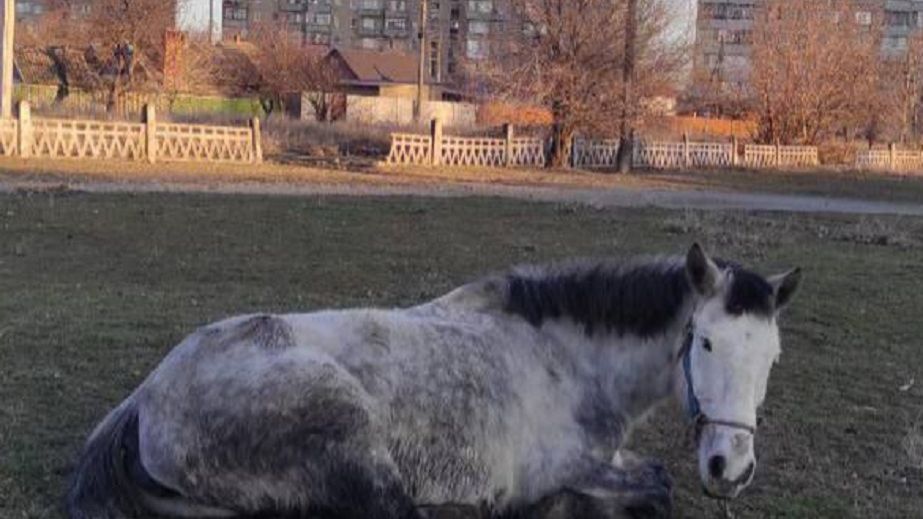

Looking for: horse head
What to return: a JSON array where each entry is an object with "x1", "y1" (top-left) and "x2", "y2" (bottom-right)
[{"x1": 680, "y1": 244, "x2": 802, "y2": 499}]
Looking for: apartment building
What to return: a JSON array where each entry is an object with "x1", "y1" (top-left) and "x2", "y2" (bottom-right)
[
  {"x1": 693, "y1": 0, "x2": 923, "y2": 93},
  {"x1": 221, "y1": 0, "x2": 502, "y2": 83}
]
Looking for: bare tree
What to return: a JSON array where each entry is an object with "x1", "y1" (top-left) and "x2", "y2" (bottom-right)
[
  {"x1": 749, "y1": 0, "x2": 881, "y2": 145},
  {"x1": 84, "y1": 0, "x2": 177, "y2": 113},
  {"x1": 21, "y1": 0, "x2": 178, "y2": 114},
  {"x1": 249, "y1": 23, "x2": 339, "y2": 121},
  {"x1": 879, "y1": 32, "x2": 923, "y2": 144},
  {"x1": 478, "y1": 0, "x2": 685, "y2": 168}
]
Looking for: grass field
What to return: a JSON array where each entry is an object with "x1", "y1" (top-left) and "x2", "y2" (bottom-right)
[{"x1": 1, "y1": 190, "x2": 922, "y2": 518}]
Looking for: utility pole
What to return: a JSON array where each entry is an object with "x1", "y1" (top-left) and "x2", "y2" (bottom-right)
[
  {"x1": 616, "y1": 0, "x2": 637, "y2": 173},
  {"x1": 415, "y1": 0, "x2": 428, "y2": 122},
  {"x1": 0, "y1": 0, "x2": 13, "y2": 119},
  {"x1": 209, "y1": 0, "x2": 215, "y2": 43}
]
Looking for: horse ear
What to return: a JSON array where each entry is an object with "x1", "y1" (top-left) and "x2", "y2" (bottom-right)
[
  {"x1": 686, "y1": 243, "x2": 720, "y2": 295},
  {"x1": 769, "y1": 268, "x2": 802, "y2": 311}
]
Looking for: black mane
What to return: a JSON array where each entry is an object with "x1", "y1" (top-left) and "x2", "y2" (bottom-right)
[{"x1": 503, "y1": 258, "x2": 774, "y2": 338}]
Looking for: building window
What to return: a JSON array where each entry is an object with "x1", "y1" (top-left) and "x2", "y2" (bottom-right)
[
  {"x1": 717, "y1": 29, "x2": 749, "y2": 45},
  {"x1": 886, "y1": 11, "x2": 913, "y2": 27},
  {"x1": 467, "y1": 0, "x2": 492, "y2": 14},
  {"x1": 856, "y1": 11, "x2": 872, "y2": 26},
  {"x1": 885, "y1": 36, "x2": 908, "y2": 51},
  {"x1": 468, "y1": 20, "x2": 489, "y2": 35},
  {"x1": 314, "y1": 13, "x2": 332, "y2": 25},
  {"x1": 385, "y1": 17, "x2": 407, "y2": 30},
  {"x1": 701, "y1": 2, "x2": 754, "y2": 21},
  {"x1": 388, "y1": 0, "x2": 406, "y2": 11},
  {"x1": 466, "y1": 38, "x2": 486, "y2": 59},
  {"x1": 361, "y1": 17, "x2": 379, "y2": 30},
  {"x1": 360, "y1": 0, "x2": 382, "y2": 8},
  {"x1": 360, "y1": 37, "x2": 380, "y2": 49},
  {"x1": 225, "y1": 7, "x2": 248, "y2": 21},
  {"x1": 430, "y1": 40, "x2": 440, "y2": 80}
]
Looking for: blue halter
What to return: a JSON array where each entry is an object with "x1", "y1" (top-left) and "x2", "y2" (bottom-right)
[{"x1": 681, "y1": 329, "x2": 703, "y2": 421}]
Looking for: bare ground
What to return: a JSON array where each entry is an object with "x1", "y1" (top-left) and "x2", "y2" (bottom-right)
[{"x1": 1, "y1": 157, "x2": 923, "y2": 215}]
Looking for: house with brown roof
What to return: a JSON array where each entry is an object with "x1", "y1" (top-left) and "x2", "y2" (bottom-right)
[{"x1": 325, "y1": 48, "x2": 458, "y2": 101}]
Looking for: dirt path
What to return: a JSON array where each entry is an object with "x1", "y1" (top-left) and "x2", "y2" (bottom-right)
[{"x1": 3, "y1": 177, "x2": 923, "y2": 216}]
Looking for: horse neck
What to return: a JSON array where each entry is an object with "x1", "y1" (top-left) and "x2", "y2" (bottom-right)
[{"x1": 549, "y1": 305, "x2": 694, "y2": 422}]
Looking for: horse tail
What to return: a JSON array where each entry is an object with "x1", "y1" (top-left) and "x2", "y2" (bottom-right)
[
  {"x1": 67, "y1": 399, "x2": 237, "y2": 519},
  {"x1": 66, "y1": 399, "x2": 149, "y2": 518}
]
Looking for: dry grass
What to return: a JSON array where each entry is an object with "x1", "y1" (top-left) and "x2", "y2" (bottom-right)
[{"x1": 260, "y1": 118, "x2": 401, "y2": 158}]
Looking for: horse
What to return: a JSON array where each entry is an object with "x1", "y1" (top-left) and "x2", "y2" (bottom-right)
[{"x1": 66, "y1": 244, "x2": 801, "y2": 519}]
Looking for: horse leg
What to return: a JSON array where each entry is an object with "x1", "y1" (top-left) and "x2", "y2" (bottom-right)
[
  {"x1": 417, "y1": 504, "x2": 486, "y2": 519},
  {"x1": 526, "y1": 459, "x2": 673, "y2": 519}
]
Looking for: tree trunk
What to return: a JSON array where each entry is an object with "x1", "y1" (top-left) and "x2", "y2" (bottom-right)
[
  {"x1": 310, "y1": 93, "x2": 330, "y2": 123},
  {"x1": 47, "y1": 47, "x2": 71, "y2": 104},
  {"x1": 106, "y1": 78, "x2": 121, "y2": 114},
  {"x1": 259, "y1": 98, "x2": 276, "y2": 118},
  {"x1": 549, "y1": 123, "x2": 574, "y2": 169},
  {"x1": 616, "y1": 0, "x2": 638, "y2": 173}
]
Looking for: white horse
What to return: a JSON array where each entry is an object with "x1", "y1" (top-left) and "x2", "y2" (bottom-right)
[{"x1": 67, "y1": 244, "x2": 801, "y2": 519}]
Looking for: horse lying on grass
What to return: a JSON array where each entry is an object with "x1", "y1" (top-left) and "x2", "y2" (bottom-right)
[{"x1": 67, "y1": 244, "x2": 801, "y2": 518}]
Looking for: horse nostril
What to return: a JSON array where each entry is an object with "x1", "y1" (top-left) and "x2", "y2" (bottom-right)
[{"x1": 708, "y1": 455, "x2": 727, "y2": 480}]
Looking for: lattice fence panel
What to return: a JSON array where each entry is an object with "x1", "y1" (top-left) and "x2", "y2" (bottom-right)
[
  {"x1": 744, "y1": 144, "x2": 819, "y2": 168},
  {"x1": 386, "y1": 133, "x2": 432, "y2": 165},
  {"x1": 157, "y1": 124, "x2": 254, "y2": 163},
  {"x1": 510, "y1": 138, "x2": 545, "y2": 167},
  {"x1": 688, "y1": 142, "x2": 734, "y2": 167},
  {"x1": 778, "y1": 146, "x2": 818, "y2": 167},
  {"x1": 31, "y1": 119, "x2": 145, "y2": 160},
  {"x1": 0, "y1": 119, "x2": 16, "y2": 157},
  {"x1": 441, "y1": 136, "x2": 506, "y2": 167},
  {"x1": 743, "y1": 145, "x2": 777, "y2": 168},
  {"x1": 573, "y1": 139, "x2": 620, "y2": 169},
  {"x1": 892, "y1": 151, "x2": 923, "y2": 171},
  {"x1": 633, "y1": 141, "x2": 685, "y2": 169},
  {"x1": 855, "y1": 150, "x2": 891, "y2": 170}
]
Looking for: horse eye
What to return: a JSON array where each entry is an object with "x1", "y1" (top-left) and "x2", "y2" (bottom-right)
[{"x1": 702, "y1": 338, "x2": 713, "y2": 352}]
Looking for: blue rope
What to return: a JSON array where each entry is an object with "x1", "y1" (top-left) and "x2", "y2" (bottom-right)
[{"x1": 682, "y1": 331, "x2": 702, "y2": 421}]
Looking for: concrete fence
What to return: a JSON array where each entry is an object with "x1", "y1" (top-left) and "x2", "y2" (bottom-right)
[
  {"x1": 856, "y1": 144, "x2": 923, "y2": 172},
  {"x1": 743, "y1": 144, "x2": 818, "y2": 168},
  {"x1": 388, "y1": 124, "x2": 821, "y2": 171},
  {"x1": 574, "y1": 136, "x2": 818, "y2": 170},
  {"x1": 2, "y1": 102, "x2": 261, "y2": 164},
  {"x1": 386, "y1": 119, "x2": 545, "y2": 168}
]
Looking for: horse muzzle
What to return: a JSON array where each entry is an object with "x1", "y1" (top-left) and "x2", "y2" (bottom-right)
[{"x1": 702, "y1": 458, "x2": 755, "y2": 499}]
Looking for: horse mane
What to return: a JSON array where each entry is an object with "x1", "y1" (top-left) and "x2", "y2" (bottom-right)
[{"x1": 501, "y1": 256, "x2": 774, "y2": 338}]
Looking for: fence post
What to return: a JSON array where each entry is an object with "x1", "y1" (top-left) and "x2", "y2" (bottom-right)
[
  {"x1": 889, "y1": 142, "x2": 897, "y2": 170},
  {"x1": 683, "y1": 132, "x2": 690, "y2": 168},
  {"x1": 144, "y1": 104, "x2": 157, "y2": 164},
  {"x1": 430, "y1": 118, "x2": 442, "y2": 166},
  {"x1": 775, "y1": 140, "x2": 781, "y2": 167},
  {"x1": 504, "y1": 123, "x2": 514, "y2": 167},
  {"x1": 17, "y1": 100, "x2": 31, "y2": 158},
  {"x1": 732, "y1": 136, "x2": 739, "y2": 167},
  {"x1": 250, "y1": 116, "x2": 263, "y2": 164}
]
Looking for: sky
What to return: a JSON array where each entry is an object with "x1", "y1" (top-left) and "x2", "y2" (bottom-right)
[
  {"x1": 176, "y1": 0, "x2": 222, "y2": 41},
  {"x1": 666, "y1": 0, "x2": 698, "y2": 46}
]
